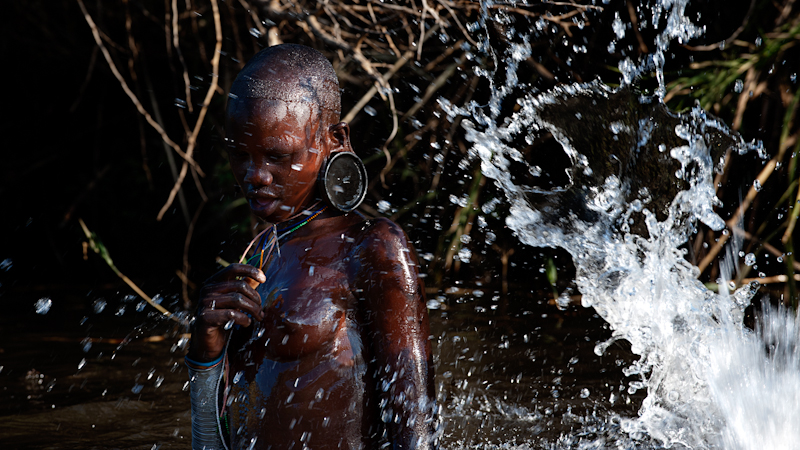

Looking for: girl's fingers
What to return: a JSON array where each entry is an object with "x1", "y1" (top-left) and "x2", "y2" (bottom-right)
[
  {"x1": 198, "y1": 308, "x2": 254, "y2": 328},
  {"x1": 207, "y1": 263, "x2": 266, "y2": 284},
  {"x1": 200, "y1": 293, "x2": 264, "y2": 321},
  {"x1": 201, "y1": 280, "x2": 262, "y2": 307}
]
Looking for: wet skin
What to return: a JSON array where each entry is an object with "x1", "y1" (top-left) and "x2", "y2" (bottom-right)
[{"x1": 187, "y1": 70, "x2": 435, "y2": 450}]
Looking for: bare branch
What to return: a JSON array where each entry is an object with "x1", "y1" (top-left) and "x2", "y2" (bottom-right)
[
  {"x1": 173, "y1": 0, "x2": 194, "y2": 112},
  {"x1": 157, "y1": 0, "x2": 223, "y2": 221},
  {"x1": 76, "y1": 0, "x2": 204, "y2": 174}
]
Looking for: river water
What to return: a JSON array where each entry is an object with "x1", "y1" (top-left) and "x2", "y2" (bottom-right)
[{"x1": 0, "y1": 288, "x2": 645, "y2": 449}]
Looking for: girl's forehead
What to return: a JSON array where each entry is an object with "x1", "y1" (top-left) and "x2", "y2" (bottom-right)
[{"x1": 229, "y1": 97, "x2": 319, "y2": 138}]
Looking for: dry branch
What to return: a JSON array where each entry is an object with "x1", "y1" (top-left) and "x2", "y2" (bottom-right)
[
  {"x1": 157, "y1": 0, "x2": 223, "y2": 221},
  {"x1": 77, "y1": 0, "x2": 204, "y2": 176}
]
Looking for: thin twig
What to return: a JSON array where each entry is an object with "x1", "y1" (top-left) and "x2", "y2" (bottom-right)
[
  {"x1": 683, "y1": 0, "x2": 756, "y2": 51},
  {"x1": 698, "y1": 149, "x2": 794, "y2": 274},
  {"x1": 79, "y1": 219, "x2": 185, "y2": 324},
  {"x1": 238, "y1": 0, "x2": 269, "y2": 39},
  {"x1": 626, "y1": 0, "x2": 649, "y2": 54},
  {"x1": 735, "y1": 226, "x2": 800, "y2": 272},
  {"x1": 780, "y1": 86, "x2": 800, "y2": 243},
  {"x1": 741, "y1": 274, "x2": 800, "y2": 284},
  {"x1": 69, "y1": 45, "x2": 99, "y2": 113},
  {"x1": 402, "y1": 61, "x2": 460, "y2": 121},
  {"x1": 145, "y1": 69, "x2": 192, "y2": 225},
  {"x1": 437, "y1": 0, "x2": 478, "y2": 48},
  {"x1": 181, "y1": 200, "x2": 206, "y2": 309},
  {"x1": 342, "y1": 50, "x2": 415, "y2": 123},
  {"x1": 173, "y1": 0, "x2": 194, "y2": 113},
  {"x1": 157, "y1": 0, "x2": 222, "y2": 221}
]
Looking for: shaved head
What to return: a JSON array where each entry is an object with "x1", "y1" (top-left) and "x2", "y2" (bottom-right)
[
  {"x1": 225, "y1": 44, "x2": 355, "y2": 222},
  {"x1": 230, "y1": 44, "x2": 341, "y2": 123}
]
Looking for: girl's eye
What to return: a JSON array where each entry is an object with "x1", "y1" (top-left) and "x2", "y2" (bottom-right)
[{"x1": 268, "y1": 153, "x2": 291, "y2": 162}]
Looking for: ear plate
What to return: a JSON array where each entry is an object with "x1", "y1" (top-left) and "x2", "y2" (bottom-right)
[{"x1": 318, "y1": 152, "x2": 368, "y2": 212}]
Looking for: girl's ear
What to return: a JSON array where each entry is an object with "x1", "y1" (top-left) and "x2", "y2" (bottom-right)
[{"x1": 328, "y1": 122, "x2": 353, "y2": 153}]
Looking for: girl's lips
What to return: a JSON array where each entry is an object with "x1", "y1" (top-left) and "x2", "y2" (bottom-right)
[
  {"x1": 248, "y1": 197, "x2": 278, "y2": 216},
  {"x1": 252, "y1": 197, "x2": 273, "y2": 206}
]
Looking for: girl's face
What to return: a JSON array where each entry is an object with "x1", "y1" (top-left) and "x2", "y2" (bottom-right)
[{"x1": 226, "y1": 96, "x2": 327, "y2": 222}]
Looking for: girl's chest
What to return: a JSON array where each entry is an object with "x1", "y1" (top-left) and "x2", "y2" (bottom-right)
[{"x1": 237, "y1": 247, "x2": 359, "y2": 360}]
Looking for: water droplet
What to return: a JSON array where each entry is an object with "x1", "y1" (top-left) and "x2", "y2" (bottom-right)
[
  {"x1": 78, "y1": 358, "x2": 86, "y2": 370},
  {"x1": 0, "y1": 258, "x2": 12, "y2": 271},
  {"x1": 377, "y1": 200, "x2": 392, "y2": 214},
  {"x1": 92, "y1": 298, "x2": 106, "y2": 314},
  {"x1": 612, "y1": 12, "x2": 626, "y2": 39},
  {"x1": 580, "y1": 388, "x2": 590, "y2": 398},
  {"x1": 364, "y1": 105, "x2": 377, "y2": 116},
  {"x1": 734, "y1": 79, "x2": 744, "y2": 93},
  {"x1": 81, "y1": 337, "x2": 92, "y2": 353},
  {"x1": 131, "y1": 384, "x2": 143, "y2": 394},
  {"x1": 744, "y1": 253, "x2": 756, "y2": 266},
  {"x1": 555, "y1": 293, "x2": 571, "y2": 310},
  {"x1": 457, "y1": 247, "x2": 472, "y2": 262},
  {"x1": 291, "y1": 163, "x2": 303, "y2": 171},
  {"x1": 224, "y1": 319, "x2": 234, "y2": 330},
  {"x1": 753, "y1": 179, "x2": 762, "y2": 192},
  {"x1": 249, "y1": 27, "x2": 261, "y2": 38},
  {"x1": 35, "y1": 298, "x2": 52, "y2": 315},
  {"x1": 247, "y1": 437, "x2": 258, "y2": 450}
]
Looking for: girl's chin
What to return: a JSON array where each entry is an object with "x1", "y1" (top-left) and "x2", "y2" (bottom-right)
[
  {"x1": 248, "y1": 197, "x2": 280, "y2": 220},
  {"x1": 249, "y1": 200, "x2": 315, "y2": 223}
]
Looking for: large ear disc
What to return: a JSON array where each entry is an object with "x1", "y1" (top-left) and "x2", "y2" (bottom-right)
[{"x1": 318, "y1": 152, "x2": 368, "y2": 212}]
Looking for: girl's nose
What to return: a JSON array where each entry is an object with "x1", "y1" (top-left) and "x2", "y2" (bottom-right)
[{"x1": 244, "y1": 162, "x2": 273, "y2": 187}]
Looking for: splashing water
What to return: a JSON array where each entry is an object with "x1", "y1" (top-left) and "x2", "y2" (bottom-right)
[{"x1": 444, "y1": 0, "x2": 800, "y2": 448}]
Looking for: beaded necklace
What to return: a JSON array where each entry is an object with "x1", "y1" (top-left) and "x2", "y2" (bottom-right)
[
  {"x1": 238, "y1": 203, "x2": 328, "y2": 271},
  {"x1": 217, "y1": 204, "x2": 328, "y2": 435}
]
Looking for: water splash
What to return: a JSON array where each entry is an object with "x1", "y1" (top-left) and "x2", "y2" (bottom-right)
[
  {"x1": 449, "y1": 1, "x2": 800, "y2": 448},
  {"x1": 617, "y1": 0, "x2": 704, "y2": 96}
]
